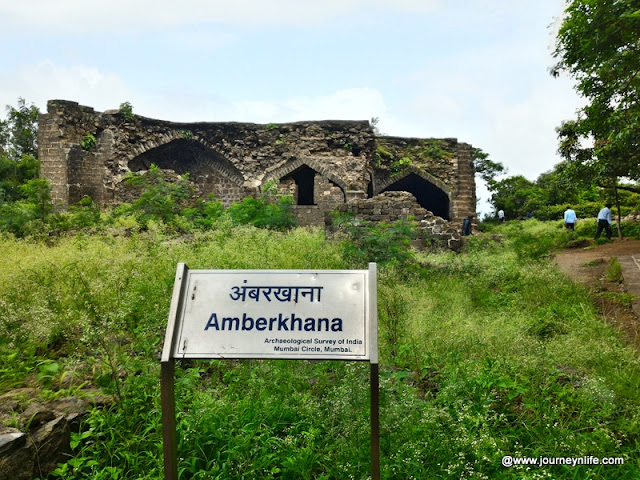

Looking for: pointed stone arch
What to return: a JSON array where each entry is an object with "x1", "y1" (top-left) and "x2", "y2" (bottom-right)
[
  {"x1": 263, "y1": 158, "x2": 347, "y2": 192},
  {"x1": 263, "y1": 158, "x2": 347, "y2": 205},
  {"x1": 376, "y1": 166, "x2": 452, "y2": 220},
  {"x1": 126, "y1": 138, "x2": 246, "y2": 206},
  {"x1": 127, "y1": 138, "x2": 244, "y2": 187}
]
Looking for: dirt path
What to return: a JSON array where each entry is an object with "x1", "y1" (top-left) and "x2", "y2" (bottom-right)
[{"x1": 553, "y1": 239, "x2": 640, "y2": 351}]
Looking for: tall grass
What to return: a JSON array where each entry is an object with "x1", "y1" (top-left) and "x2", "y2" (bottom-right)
[{"x1": 1, "y1": 222, "x2": 640, "y2": 479}]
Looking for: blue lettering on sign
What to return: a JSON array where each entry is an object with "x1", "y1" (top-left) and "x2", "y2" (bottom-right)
[
  {"x1": 229, "y1": 281, "x2": 323, "y2": 303},
  {"x1": 204, "y1": 313, "x2": 343, "y2": 332}
]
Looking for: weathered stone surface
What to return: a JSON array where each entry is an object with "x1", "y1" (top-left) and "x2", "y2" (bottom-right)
[
  {"x1": 20, "y1": 403, "x2": 56, "y2": 430},
  {"x1": 30, "y1": 416, "x2": 71, "y2": 478},
  {"x1": 38, "y1": 100, "x2": 475, "y2": 231},
  {"x1": 0, "y1": 427, "x2": 34, "y2": 480},
  {"x1": 39, "y1": 100, "x2": 477, "y2": 231},
  {"x1": 330, "y1": 191, "x2": 463, "y2": 251},
  {"x1": 0, "y1": 428, "x2": 25, "y2": 455},
  {"x1": 0, "y1": 389, "x2": 113, "y2": 480},
  {"x1": 623, "y1": 210, "x2": 640, "y2": 223}
]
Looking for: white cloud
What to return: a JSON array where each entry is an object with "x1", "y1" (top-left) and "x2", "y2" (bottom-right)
[
  {"x1": 1, "y1": 0, "x2": 440, "y2": 33},
  {"x1": 135, "y1": 86, "x2": 387, "y2": 124},
  {"x1": 0, "y1": 60, "x2": 387, "y2": 128},
  {"x1": 0, "y1": 61, "x2": 133, "y2": 114},
  {"x1": 255, "y1": 87, "x2": 386, "y2": 123}
]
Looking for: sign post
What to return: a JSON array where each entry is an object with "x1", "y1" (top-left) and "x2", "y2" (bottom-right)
[{"x1": 161, "y1": 263, "x2": 378, "y2": 479}]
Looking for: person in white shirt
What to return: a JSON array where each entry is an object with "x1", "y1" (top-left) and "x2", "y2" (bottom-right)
[
  {"x1": 498, "y1": 209, "x2": 505, "y2": 223},
  {"x1": 563, "y1": 206, "x2": 577, "y2": 231},
  {"x1": 594, "y1": 203, "x2": 613, "y2": 240}
]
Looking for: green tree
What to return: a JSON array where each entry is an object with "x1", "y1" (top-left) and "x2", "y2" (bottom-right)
[
  {"x1": 552, "y1": 0, "x2": 640, "y2": 235},
  {"x1": 0, "y1": 97, "x2": 39, "y2": 158},
  {"x1": 472, "y1": 147, "x2": 505, "y2": 185},
  {"x1": 0, "y1": 99, "x2": 41, "y2": 203},
  {"x1": 489, "y1": 175, "x2": 539, "y2": 219}
]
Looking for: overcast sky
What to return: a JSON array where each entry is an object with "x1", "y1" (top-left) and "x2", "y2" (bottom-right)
[{"x1": 0, "y1": 0, "x2": 582, "y2": 213}]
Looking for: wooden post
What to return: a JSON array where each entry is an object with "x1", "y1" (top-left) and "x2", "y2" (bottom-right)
[
  {"x1": 161, "y1": 360, "x2": 178, "y2": 480},
  {"x1": 370, "y1": 362, "x2": 380, "y2": 480},
  {"x1": 160, "y1": 263, "x2": 188, "y2": 479},
  {"x1": 368, "y1": 263, "x2": 380, "y2": 480}
]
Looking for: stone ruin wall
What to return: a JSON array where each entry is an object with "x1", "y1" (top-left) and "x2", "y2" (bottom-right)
[
  {"x1": 38, "y1": 100, "x2": 477, "y2": 242},
  {"x1": 331, "y1": 191, "x2": 463, "y2": 251}
]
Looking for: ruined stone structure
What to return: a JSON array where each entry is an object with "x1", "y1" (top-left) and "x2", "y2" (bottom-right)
[
  {"x1": 332, "y1": 191, "x2": 464, "y2": 251},
  {"x1": 38, "y1": 100, "x2": 477, "y2": 237}
]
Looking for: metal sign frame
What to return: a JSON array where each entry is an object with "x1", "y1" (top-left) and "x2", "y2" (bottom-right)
[{"x1": 161, "y1": 263, "x2": 379, "y2": 479}]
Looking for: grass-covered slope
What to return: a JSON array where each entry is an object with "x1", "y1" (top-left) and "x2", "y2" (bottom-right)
[{"x1": 1, "y1": 224, "x2": 639, "y2": 479}]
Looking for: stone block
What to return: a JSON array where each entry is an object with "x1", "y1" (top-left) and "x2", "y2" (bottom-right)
[
  {"x1": 0, "y1": 429, "x2": 34, "y2": 480},
  {"x1": 30, "y1": 417, "x2": 71, "y2": 478}
]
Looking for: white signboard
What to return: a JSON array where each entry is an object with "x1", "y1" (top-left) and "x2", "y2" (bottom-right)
[{"x1": 163, "y1": 266, "x2": 377, "y2": 361}]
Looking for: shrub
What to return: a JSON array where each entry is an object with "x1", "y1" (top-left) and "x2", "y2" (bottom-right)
[
  {"x1": 119, "y1": 102, "x2": 134, "y2": 122},
  {"x1": 180, "y1": 195, "x2": 225, "y2": 230},
  {"x1": 621, "y1": 221, "x2": 640, "y2": 239},
  {"x1": 0, "y1": 200, "x2": 42, "y2": 236},
  {"x1": 606, "y1": 257, "x2": 623, "y2": 283},
  {"x1": 80, "y1": 133, "x2": 97, "y2": 151},
  {"x1": 227, "y1": 195, "x2": 296, "y2": 230},
  {"x1": 574, "y1": 218, "x2": 598, "y2": 237},
  {"x1": 504, "y1": 220, "x2": 571, "y2": 260},
  {"x1": 124, "y1": 165, "x2": 192, "y2": 229},
  {"x1": 338, "y1": 217, "x2": 417, "y2": 266},
  {"x1": 227, "y1": 182, "x2": 295, "y2": 230}
]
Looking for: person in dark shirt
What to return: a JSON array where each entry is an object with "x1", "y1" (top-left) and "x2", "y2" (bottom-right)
[{"x1": 462, "y1": 215, "x2": 473, "y2": 236}]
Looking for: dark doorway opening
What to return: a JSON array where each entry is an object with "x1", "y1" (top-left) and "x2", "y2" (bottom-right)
[
  {"x1": 284, "y1": 166, "x2": 317, "y2": 205},
  {"x1": 382, "y1": 173, "x2": 450, "y2": 220},
  {"x1": 128, "y1": 139, "x2": 231, "y2": 175},
  {"x1": 367, "y1": 180, "x2": 374, "y2": 199}
]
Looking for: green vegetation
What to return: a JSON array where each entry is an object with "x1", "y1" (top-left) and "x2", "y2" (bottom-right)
[
  {"x1": 552, "y1": 0, "x2": 640, "y2": 196},
  {"x1": 390, "y1": 156, "x2": 412, "y2": 176},
  {"x1": 81, "y1": 133, "x2": 97, "y2": 151},
  {"x1": 606, "y1": 257, "x2": 623, "y2": 283},
  {"x1": 0, "y1": 160, "x2": 297, "y2": 237},
  {"x1": 119, "y1": 102, "x2": 135, "y2": 122},
  {"x1": 0, "y1": 97, "x2": 39, "y2": 158},
  {"x1": 0, "y1": 98, "x2": 40, "y2": 204},
  {"x1": 331, "y1": 213, "x2": 418, "y2": 265},
  {"x1": 481, "y1": 0, "x2": 640, "y2": 226},
  {"x1": 1, "y1": 99, "x2": 640, "y2": 478},
  {"x1": 1, "y1": 210, "x2": 640, "y2": 478},
  {"x1": 376, "y1": 139, "x2": 456, "y2": 177},
  {"x1": 486, "y1": 162, "x2": 640, "y2": 222}
]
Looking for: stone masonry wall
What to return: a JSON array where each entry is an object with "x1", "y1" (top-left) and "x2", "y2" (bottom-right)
[
  {"x1": 331, "y1": 191, "x2": 463, "y2": 251},
  {"x1": 374, "y1": 137, "x2": 460, "y2": 189},
  {"x1": 38, "y1": 100, "x2": 477, "y2": 237},
  {"x1": 195, "y1": 171, "x2": 245, "y2": 207},
  {"x1": 373, "y1": 136, "x2": 476, "y2": 223},
  {"x1": 452, "y1": 142, "x2": 477, "y2": 222},
  {"x1": 38, "y1": 101, "x2": 103, "y2": 207},
  {"x1": 315, "y1": 174, "x2": 345, "y2": 208}
]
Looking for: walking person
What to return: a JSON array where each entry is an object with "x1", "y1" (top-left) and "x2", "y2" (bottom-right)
[
  {"x1": 498, "y1": 209, "x2": 505, "y2": 223},
  {"x1": 594, "y1": 203, "x2": 613, "y2": 240},
  {"x1": 563, "y1": 206, "x2": 577, "y2": 231}
]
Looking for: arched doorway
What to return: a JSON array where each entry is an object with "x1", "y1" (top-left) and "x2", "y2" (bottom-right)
[
  {"x1": 127, "y1": 138, "x2": 244, "y2": 206},
  {"x1": 278, "y1": 164, "x2": 345, "y2": 207},
  {"x1": 379, "y1": 170, "x2": 451, "y2": 220},
  {"x1": 283, "y1": 165, "x2": 316, "y2": 205}
]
